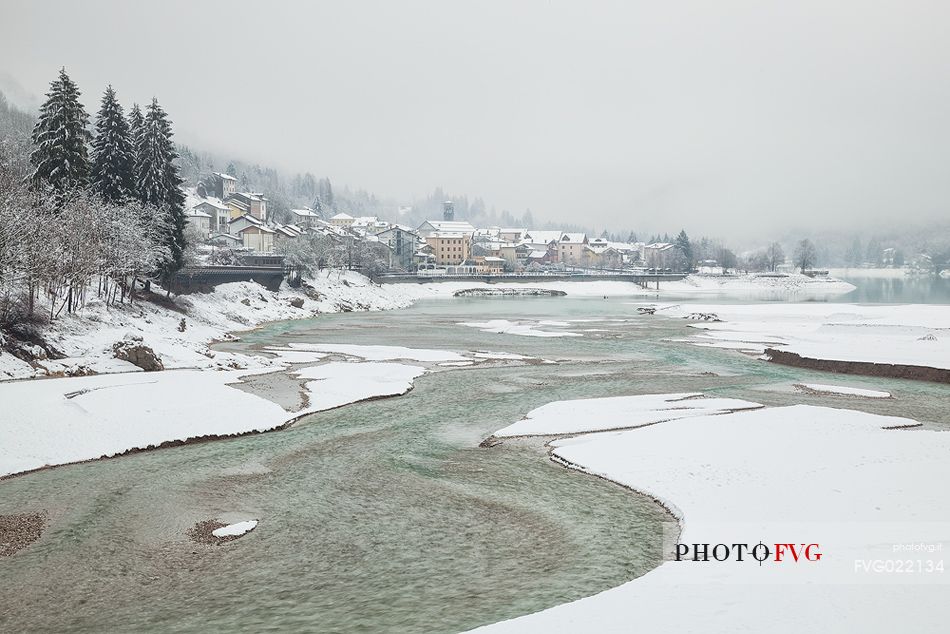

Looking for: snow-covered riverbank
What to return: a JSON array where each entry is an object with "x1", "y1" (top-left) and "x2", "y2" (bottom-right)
[
  {"x1": 0, "y1": 271, "x2": 416, "y2": 381},
  {"x1": 0, "y1": 340, "x2": 553, "y2": 478},
  {"x1": 386, "y1": 272, "x2": 855, "y2": 300},
  {"x1": 0, "y1": 272, "x2": 855, "y2": 382},
  {"x1": 654, "y1": 303, "x2": 950, "y2": 375},
  {"x1": 478, "y1": 400, "x2": 950, "y2": 633}
]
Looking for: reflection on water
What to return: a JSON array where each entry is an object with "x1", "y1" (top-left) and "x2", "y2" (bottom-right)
[
  {"x1": 1, "y1": 295, "x2": 949, "y2": 632},
  {"x1": 835, "y1": 274, "x2": 950, "y2": 304}
]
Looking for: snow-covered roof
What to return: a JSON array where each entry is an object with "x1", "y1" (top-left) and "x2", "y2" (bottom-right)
[
  {"x1": 645, "y1": 242, "x2": 674, "y2": 250},
  {"x1": 419, "y1": 220, "x2": 476, "y2": 234},
  {"x1": 194, "y1": 197, "x2": 229, "y2": 211},
  {"x1": 587, "y1": 244, "x2": 619, "y2": 254},
  {"x1": 560, "y1": 232, "x2": 587, "y2": 244},
  {"x1": 483, "y1": 256, "x2": 506, "y2": 262},
  {"x1": 607, "y1": 241, "x2": 640, "y2": 251},
  {"x1": 229, "y1": 214, "x2": 262, "y2": 225},
  {"x1": 210, "y1": 232, "x2": 242, "y2": 243},
  {"x1": 214, "y1": 172, "x2": 237, "y2": 181},
  {"x1": 377, "y1": 224, "x2": 418, "y2": 236},
  {"x1": 231, "y1": 192, "x2": 264, "y2": 202},
  {"x1": 331, "y1": 212, "x2": 354, "y2": 220},
  {"x1": 273, "y1": 224, "x2": 301, "y2": 237},
  {"x1": 428, "y1": 231, "x2": 468, "y2": 239},
  {"x1": 523, "y1": 230, "x2": 562, "y2": 244},
  {"x1": 186, "y1": 209, "x2": 212, "y2": 218},
  {"x1": 291, "y1": 208, "x2": 320, "y2": 218},
  {"x1": 239, "y1": 224, "x2": 276, "y2": 234},
  {"x1": 527, "y1": 250, "x2": 548, "y2": 258}
]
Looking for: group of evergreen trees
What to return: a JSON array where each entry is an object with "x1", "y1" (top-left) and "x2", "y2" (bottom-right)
[{"x1": 28, "y1": 68, "x2": 185, "y2": 283}]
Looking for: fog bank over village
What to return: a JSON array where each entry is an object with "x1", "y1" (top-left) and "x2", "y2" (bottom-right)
[
  {"x1": 1, "y1": 2, "x2": 949, "y2": 633},
  {"x1": 3, "y1": 0, "x2": 950, "y2": 242}
]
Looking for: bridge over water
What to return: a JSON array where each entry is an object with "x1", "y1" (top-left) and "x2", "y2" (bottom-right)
[{"x1": 171, "y1": 265, "x2": 286, "y2": 293}]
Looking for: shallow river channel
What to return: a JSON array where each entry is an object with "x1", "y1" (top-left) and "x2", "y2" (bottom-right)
[{"x1": 2, "y1": 294, "x2": 948, "y2": 632}]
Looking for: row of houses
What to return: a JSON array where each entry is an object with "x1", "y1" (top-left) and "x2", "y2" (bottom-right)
[
  {"x1": 412, "y1": 211, "x2": 677, "y2": 273},
  {"x1": 185, "y1": 190, "x2": 678, "y2": 275}
]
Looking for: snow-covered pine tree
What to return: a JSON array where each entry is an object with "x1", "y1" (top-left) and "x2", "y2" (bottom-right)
[
  {"x1": 127, "y1": 103, "x2": 144, "y2": 198},
  {"x1": 90, "y1": 85, "x2": 135, "y2": 202},
  {"x1": 135, "y1": 98, "x2": 186, "y2": 286},
  {"x1": 29, "y1": 68, "x2": 92, "y2": 194}
]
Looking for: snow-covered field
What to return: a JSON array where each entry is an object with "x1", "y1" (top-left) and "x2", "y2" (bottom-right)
[
  {"x1": 655, "y1": 303, "x2": 950, "y2": 370},
  {"x1": 478, "y1": 402, "x2": 950, "y2": 633}
]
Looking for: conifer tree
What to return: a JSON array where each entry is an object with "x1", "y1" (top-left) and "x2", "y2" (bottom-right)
[
  {"x1": 674, "y1": 229, "x2": 693, "y2": 263},
  {"x1": 29, "y1": 68, "x2": 92, "y2": 193},
  {"x1": 127, "y1": 103, "x2": 144, "y2": 196},
  {"x1": 135, "y1": 98, "x2": 186, "y2": 285},
  {"x1": 90, "y1": 85, "x2": 135, "y2": 202}
]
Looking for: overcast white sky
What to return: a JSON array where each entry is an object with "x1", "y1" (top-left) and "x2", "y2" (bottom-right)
[{"x1": 2, "y1": 0, "x2": 949, "y2": 237}]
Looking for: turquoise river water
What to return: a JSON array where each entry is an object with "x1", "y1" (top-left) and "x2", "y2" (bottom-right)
[{"x1": 1, "y1": 290, "x2": 949, "y2": 632}]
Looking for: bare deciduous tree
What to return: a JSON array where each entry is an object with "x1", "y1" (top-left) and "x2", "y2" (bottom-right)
[{"x1": 794, "y1": 239, "x2": 817, "y2": 274}]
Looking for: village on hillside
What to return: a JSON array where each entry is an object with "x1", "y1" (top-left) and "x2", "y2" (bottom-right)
[{"x1": 189, "y1": 176, "x2": 759, "y2": 279}]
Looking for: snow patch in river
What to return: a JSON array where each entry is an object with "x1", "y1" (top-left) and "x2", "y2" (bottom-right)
[
  {"x1": 212, "y1": 520, "x2": 258, "y2": 538},
  {"x1": 275, "y1": 342, "x2": 468, "y2": 362},
  {"x1": 494, "y1": 393, "x2": 762, "y2": 437},
  {"x1": 295, "y1": 362, "x2": 425, "y2": 411},
  {"x1": 459, "y1": 319, "x2": 583, "y2": 338},
  {"x1": 797, "y1": 383, "x2": 891, "y2": 398}
]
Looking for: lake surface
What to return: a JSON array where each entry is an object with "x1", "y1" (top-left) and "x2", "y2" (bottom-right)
[
  {"x1": 2, "y1": 289, "x2": 949, "y2": 632},
  {"x1": 834, "y1": 273, "x2": 950, "y2": 304}
]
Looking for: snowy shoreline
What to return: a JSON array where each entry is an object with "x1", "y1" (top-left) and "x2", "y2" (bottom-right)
[
  {"x1": 0, "y1": 271, "x2": 856, "y2": 384},
  {"x1": 0, "y1": 270, "x2": 418, "y2": 381},
  {"x1": 650, "y1": 302, "x2": 950, "y2": 382},
  {"x1": 385, "y1": 272, "x2": 856, "y2": 300},
  {"x1": 477, "y1": 398, "x2": 950, "y2": 633},
  {"x1": 0, "y1": 339, "x2": 555, "y2": 479}
]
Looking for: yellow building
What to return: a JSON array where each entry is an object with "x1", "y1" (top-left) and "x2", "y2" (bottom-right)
[
  {"x1": 330, "y1": 213, "x2": 355, "y2": 228},
  {"x1": 474, "y1": 256, "x2": 505, "y2": 274},
  {"x1": 425, "y1": 232, "x2": 471, "y2": 265},
  {"x1": 227, "y1": 192, "x2": 268, "y2": 220}
]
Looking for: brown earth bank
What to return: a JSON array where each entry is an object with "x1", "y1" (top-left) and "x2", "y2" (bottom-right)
[
  {"x1": 0, "y1": 511, "x2": 47, "y2": 556},
  {"x1": 187, "y1": 519, "x2": 259, "y2": 544},
  {"x1": 766, "y1": 348, "x2": 950, "y2": 384},
  {"x1": 188, "y1": 520, "x2": 238, "y2": 544}
]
